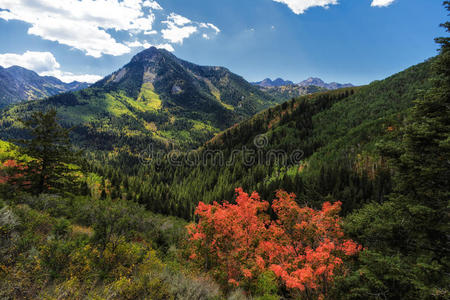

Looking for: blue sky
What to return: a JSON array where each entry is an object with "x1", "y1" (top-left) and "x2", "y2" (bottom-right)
[{"x1": 0, "y1": 0, "x2": 446, "y2": 85}]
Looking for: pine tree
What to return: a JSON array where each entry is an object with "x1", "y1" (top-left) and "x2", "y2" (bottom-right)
[
  {"x1": 15, "y1": 109, "x2": 78, "y2": 195},
  {"x1": 342, "y1": 3, "x2": 450, "y2": 298},
  {"x1": 384, "y1": 0, "x2": 450, "y2": 259}
]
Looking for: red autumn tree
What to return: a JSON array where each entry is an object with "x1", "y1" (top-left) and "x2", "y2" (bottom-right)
[
  {"x1": 187, "y1": 188, "x2": 269, "y2": 286},
  {"x1": 187, "y1": 188, "x2": 361, "y2": 299}
]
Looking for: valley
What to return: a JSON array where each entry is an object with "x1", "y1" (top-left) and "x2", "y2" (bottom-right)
[
  {"x1": 0, "y1": 47, "x2": 286, "y2": 152},
  {"x1": 0, "y1": 2, "x2": 448, "y2": 299}
]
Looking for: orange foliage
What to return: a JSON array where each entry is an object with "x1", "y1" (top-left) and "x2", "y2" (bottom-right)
[
  {"x1": 0, "y1": 160, "x2": 28, "y2": 185},
  {"x1": 188, "y1": 188, "x2": 361, "y2": 297}
]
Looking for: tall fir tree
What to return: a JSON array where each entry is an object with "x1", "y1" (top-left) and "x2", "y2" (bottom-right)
[
  {"x1": 15, "y1": 109, "x2": 78, "y2": 195},
  {"x1": 339, "y1": 2, "x2": 450, "y2": 299},
  {"x1": 385, "y1": 0, "x2": 449, "y2": 260}
]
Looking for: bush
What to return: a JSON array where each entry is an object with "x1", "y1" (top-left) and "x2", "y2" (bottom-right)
[
  {"x1": 52, "y1": 217, "x2": 71, "y2": 239},
  {"x1": 20, "y1": 194, "x2": 72, "y2": 218},
  {"x1": 164, "y1": 270, "x2": 221, "y2": 300},
  {"x1": 253, "y1": 271, "x2": 279, "y2": 299},
  {"x1": 39, "y1": 238, "x2": 79, "y2": 279}
]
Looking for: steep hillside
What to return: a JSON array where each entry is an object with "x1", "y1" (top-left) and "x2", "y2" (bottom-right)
[
  {"x1": 0, "y1": 47, "x2": 279, "y2": 152},
  {"x1": 92, "y1": 58, "x2": 434, "y2": 218},
  {"x1": 0, "y1": 66, "x2": 89, "y2": 107}
]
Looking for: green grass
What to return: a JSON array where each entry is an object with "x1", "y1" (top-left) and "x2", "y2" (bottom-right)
[
  {"x1": 0, "y1": 139, "x2": 31, "y2": 162},
  {"x1": 137, "y1": 83, "x2": 162, "y2": 110}
]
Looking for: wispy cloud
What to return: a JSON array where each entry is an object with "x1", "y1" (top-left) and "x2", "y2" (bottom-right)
[{"x1": 161, "y1": 13, "x2": 198, "y2": 44}]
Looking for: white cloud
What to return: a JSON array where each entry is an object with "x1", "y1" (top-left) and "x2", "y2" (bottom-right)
[
  {"x1": 273, "y1": 0, "x2": 338, "y2": 14},
  {"x1": 126, "y1": 40, "x2": 147, "y2": 48},
  {"x1": 125, "y1": 40, "x2": 174, "y2": 52},
  {"x1": 166, "y1": 13, "x2": 192, "y2": 26},
  {"x1": 200, "y1": 22, "x2": 221, "y2": 33},
  {"x1": 144, "y1": 30, "x2": 158, "y2": 35},
  {"x1": 0, "y1": 0, "x2": 216, "y2": 58},
  {"x1": 0, "y1": 51, "x2": 101, "y2": 83},
  {"x1": 156, "y1": 43, "x2": 175, "y2": 52},
  {"x1": 0, "y1": 51, "x2": 60, "y2": 73},
  {"x1": 161, "y1": 25, "x2": 197, "y2": 44},
  {"x1": 41, "y1": 70, "x2": 103, "y2": 83},
  {"x1": 26, "y1": 18, "x2": 131, "y2": 58},
  {"x1": 160, "y1": 13, "x2": 220, "y2": 44},
  {"x1": 143, "y1": 0, "x2": 162, "y2": 10},
  {"x1": 0, "y1": 0, "x2": 160, "y2": 57},
  {"x1": 162, "y1": 14, "x2": 198, "y2": 44},
  {"x1": 371, "y1": 0, "x2": 395, "y2": 7}
]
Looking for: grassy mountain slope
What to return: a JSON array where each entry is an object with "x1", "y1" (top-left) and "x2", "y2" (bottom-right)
[
  {"x1": 0, "y1": 47, "x2": 280, "y2": 152},
  {"x1": 0, "y1": 66, "x2": 89, "y2": 107}
]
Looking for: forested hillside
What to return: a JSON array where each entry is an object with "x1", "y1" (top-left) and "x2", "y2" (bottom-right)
[
  {"x1": 0, "y1": 48, "x2": 280, "y2": 152},
  {"x1": 0, "y1": 2, "x2": 448, "y2": 299},
  {"x1": 85, "y1": 57, "x2": 433, "y2": 219}
]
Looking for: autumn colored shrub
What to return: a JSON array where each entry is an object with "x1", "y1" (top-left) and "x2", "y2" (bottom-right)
[
  {"x1": 0, "y1": 159, "x2": 29, "y2": 188},
  {"x1": 187, "y1": 188, "x2": 362, "y2": 299}
]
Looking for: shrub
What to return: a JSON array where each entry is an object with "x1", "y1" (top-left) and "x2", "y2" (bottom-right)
[{"x1": 188, "y1": 188, "x2": 362, "y2": 299}]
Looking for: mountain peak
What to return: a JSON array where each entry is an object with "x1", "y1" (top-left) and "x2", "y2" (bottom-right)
[
  {"x1": 298, "y1": 77, "x2": 353, "y2": 90},
  {"x1": 253, "y1": 78, "x2": 294, "y2": 87},
  {"x1": 1, "y1": 48, "x2": 281, "y2": 152},
  {"x1": 0, "y1": 65, "x2": 90, "y2": 107},
  {"x1": 5, "y1": 65, "x2": 40, "y2": 77},
  {"x1": 130, "y1": 47, "x2": 174, "y2": 64},
  {"x1": 298, "y1": 77, "x2": 325, "y2": 86}
]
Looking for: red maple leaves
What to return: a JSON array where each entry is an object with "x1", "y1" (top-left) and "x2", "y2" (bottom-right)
[{"x1": 187, "y1": 188, "x2": 361, "y2": 298}]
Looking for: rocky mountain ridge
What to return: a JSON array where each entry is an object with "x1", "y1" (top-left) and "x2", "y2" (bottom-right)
[{"x1": 0, "y1": 65, "x2": 89, "y2": 107}]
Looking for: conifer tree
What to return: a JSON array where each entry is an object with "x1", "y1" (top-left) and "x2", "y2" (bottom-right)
[
  {"x1": 15, "y1": 109, "x2": 77, "y2": 195},
  {"x1": 383, "y1": 0, "x2": 450, "y2": 259},
  {"x1": 342, "y1": 2, "x2": 450, "y2": 298}
]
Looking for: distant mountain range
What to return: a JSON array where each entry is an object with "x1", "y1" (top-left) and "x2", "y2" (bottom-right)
[
  {"x1": 0, "y1": 48, "x2": 356, "y2": 151},
  {"x1": 0, "y1": 65, "x2": 89, "y2": 107},
  {"x1": 0, "y1": 47, "x2": 281, "y2": 151},
  {"x1": 253, "y1": 77, "x2": 353, "y2": 90},
  {"x1": 256, "y1": 85, "x2": 328, "y2": 101},
  {"x1": 252, "y1": 78, "x2": 294, "y2": 87},
  {"x1": 297, "y1": 77, "x2": 354, "y2": 90}
]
